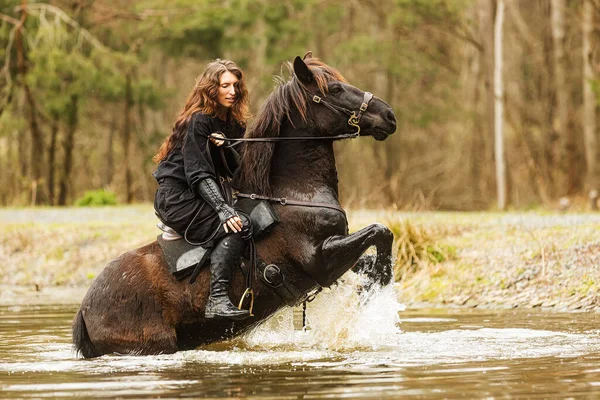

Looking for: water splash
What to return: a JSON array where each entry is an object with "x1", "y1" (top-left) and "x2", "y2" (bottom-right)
[{"x1": 242, "y1": 273, "x2": 406, "y2": 352}]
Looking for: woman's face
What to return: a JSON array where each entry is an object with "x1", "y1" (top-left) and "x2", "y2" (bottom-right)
[{"x1": 217, "y1": 71, "x2": 239, "y2": 108}]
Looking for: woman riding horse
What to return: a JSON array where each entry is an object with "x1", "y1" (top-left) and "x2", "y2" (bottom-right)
[
  {"x1": 73, "y1": 54, "x2": 397, "y2": 357},
  {"x1": 153, "y1": 59, "x2": 252, "y2": 320}
]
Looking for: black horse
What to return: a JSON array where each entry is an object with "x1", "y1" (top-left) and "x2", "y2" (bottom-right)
[{"x1": 73, "y1": 54, "x2": 397, "y2": 357}]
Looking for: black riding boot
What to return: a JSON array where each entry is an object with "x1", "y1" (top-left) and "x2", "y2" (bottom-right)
[{"x1": 205, "y1": 234, "x2": 250, "y2": 320}]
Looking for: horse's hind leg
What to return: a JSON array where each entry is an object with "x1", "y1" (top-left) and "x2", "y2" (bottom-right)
[
  {"x1": 316, "y1": 223, "x2": 394, "y2": 287},
  {"x1": 82, "y1": 301, "x2": 179, "y2": 356}
]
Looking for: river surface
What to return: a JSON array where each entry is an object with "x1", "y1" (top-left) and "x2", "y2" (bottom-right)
[{"x1": 2, "y1": 284, "x2": 600, "y2": 399}]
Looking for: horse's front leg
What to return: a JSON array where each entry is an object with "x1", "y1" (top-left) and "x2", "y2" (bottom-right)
[{"x1": 314, "y1": 223, "x2": 394, "y2": 287}]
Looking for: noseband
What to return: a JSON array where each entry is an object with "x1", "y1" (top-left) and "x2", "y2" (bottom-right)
[{"x1": 306, "y1": 88, "x2": 374, "y2": 137}]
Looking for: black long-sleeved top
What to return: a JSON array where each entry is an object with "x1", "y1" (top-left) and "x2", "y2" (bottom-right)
[
  {"x1": 153, "y1": 112, "x2": 245, "y2": 243},
  {"x1": 153, "y1": 113, "x2": 244, "y2": 191}
]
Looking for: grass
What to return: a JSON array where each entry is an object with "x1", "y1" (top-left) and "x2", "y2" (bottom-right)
[{"x1": 387, "y1": 218, "x2": 456, "y2": 281}]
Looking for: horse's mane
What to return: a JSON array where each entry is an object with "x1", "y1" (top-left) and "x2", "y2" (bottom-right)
[{"x1": 234, "y1": 58, "x2": 346, "y2": 195}]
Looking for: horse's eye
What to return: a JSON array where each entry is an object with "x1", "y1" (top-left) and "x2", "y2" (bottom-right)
[{"x1": 329, "y1": 85, "x2": 342, "y2": 94}]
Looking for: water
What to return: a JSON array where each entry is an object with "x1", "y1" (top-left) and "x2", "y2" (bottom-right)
[{"x1": 2, "y1": 283, "x2": 600, "y2": 399}]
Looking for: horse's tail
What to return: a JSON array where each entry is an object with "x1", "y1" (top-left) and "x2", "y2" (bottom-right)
[{"x1": 72, "y1": 309, "x2": 101, "y2": 358}]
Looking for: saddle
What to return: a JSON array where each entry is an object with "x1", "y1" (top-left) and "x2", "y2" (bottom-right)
[
  {"x1": 156, "y1": 198, "x2": 279, "y2": 281},
  {"x1": 156, "y1": 227, "x2": 210, "y2": 280}
]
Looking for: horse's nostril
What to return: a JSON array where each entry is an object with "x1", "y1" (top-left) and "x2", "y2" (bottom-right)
[{"x1": 387, "y1": 110, "x2": 396, "y2": 123}]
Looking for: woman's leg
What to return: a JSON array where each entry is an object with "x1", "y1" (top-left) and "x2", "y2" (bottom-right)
[{"x1": 205, "y1": 215, "x2": 252, "y2": 320}]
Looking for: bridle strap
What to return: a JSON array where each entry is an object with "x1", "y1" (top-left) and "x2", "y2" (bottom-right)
[
  {"x1": 236, "y1": 192, "x2": 347, "y2": 218},
  {"x1": 310, "y1": 90, "x2": 373, "y2": 121},
  {"x1": 356, "y1": 92, "x2": 374, "y2": 122}
]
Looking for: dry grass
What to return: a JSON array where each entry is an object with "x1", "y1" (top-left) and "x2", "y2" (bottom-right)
[{"x1": 387, "y1": 219, "x2": 455, "y2": 281}]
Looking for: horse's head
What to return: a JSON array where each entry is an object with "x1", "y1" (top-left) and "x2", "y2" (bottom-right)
[
  {"x1": 236, "y1": 54, "x2": 398, "y2": 195},
  {"x1": 293, "y1": 55, "x2": 397, "y2": 141}
]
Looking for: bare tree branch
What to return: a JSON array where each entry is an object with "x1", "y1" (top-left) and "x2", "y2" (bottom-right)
[
  {"x1": 0, "y1": 12, "x2": 20, "y2": 25},
  {"x1": 14, "y1": 2, "x2": 109, "y2": 52},
  {"x1": 505, "y1": 0, "x2": 537, "y2": 50},
  {"x1": 2, "y1": 26, "x2": 17, "y2": 86}
]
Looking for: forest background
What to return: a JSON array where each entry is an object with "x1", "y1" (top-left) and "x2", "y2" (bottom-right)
[{"x1": 1, "y1": 0, "x2": 599, "y2": 211}]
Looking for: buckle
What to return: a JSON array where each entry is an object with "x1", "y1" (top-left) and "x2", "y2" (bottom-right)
[
  {"x1": 280, "y1": 197, "x2": 287, "y2": 205},
  {"x1": 360, "y1": 103, "x2": 368, "y2": 112},
  {"x1": 250, "y1": 193, "x2": 257, "y2": 200},
  {"x1": 263, "y1": 264, "x2": 282, "y2": 287},
  {"x1": 313, "y1": 95, "x2": 321, "y2": 103}
]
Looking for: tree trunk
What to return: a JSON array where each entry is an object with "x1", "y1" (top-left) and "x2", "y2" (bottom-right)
[
  {"x1": 15, "y1": 0, "x2": 45, "y2": 205},
  {"x1": 494, "y1": 0, "x2": 506, "y2": 210},
  {"x1": 123, "y1": 72, "x2": 134, "y2": 203},
  {"x1": 470, "y1": 0, "x2": 493, "y2": 208},
  {"x1": 540, "y1": 0, "x2": 557, "y2": 198},
  {"x1": 103, "y1": 116, "x2": 115, "y2": 188},
  {"x1": 582, "y1": 0, "x2": 598, "y2": 193},
  {"x1": 247, "y1": 0, "x2": 267, "y2": 109},
  {"x1": 47, "y1": 114, "x2": 59, "y2": 205},
  {"x1": 551, "y1": 0, "x2": 570, "y2": 195},
  {"x1": 481, "y1": 0, "x2": 496, "y2": 200},
  {"x1": 58, "y1": 95, "x2": 78, "y2": 206}
]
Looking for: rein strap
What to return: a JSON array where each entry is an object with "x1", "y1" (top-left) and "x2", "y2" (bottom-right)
[
  {"x1": 218, "y1": 132, "x2": 358, "y2": 145},
  {"x1": 236, "y1": 193, "x2": 346, "y2": 218}
]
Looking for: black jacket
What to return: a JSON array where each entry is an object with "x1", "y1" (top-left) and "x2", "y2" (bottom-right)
[{"x1": 153, "y1": 113, "x2": 245, "y2": 244}]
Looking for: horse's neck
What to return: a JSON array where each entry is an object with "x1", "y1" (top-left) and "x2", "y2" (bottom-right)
[{"x1": 270, "y1": 129, "x2": 340, "y2": 200}]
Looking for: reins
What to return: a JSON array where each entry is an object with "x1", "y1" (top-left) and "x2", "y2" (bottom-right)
[
  {"x1": 235, "y1": 192, "x2": 347, "y2": 218},
  {"x1": 213, "y1": 89, "x2": 374, "y2": 146}
]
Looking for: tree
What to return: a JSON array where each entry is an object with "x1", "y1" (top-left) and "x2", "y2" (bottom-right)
[
  {"x1": 494, "y1": 0, "x2": 506, "y2": 210},
  {"x1": 582, "y1": 0, "x2": 598, "y2": 195}
]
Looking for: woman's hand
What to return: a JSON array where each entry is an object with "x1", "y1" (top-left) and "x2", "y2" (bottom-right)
[
  {"x1": 210, "y1": 133, "x2": 225, "y2": 147},
  {"x1": 223, "y1": 215, "x2": 243, "y2": 233}
]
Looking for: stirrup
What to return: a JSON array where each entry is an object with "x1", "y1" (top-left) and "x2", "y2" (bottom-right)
[{"x1": 238, "y1": 288, "x2": 255, "y2": 317}]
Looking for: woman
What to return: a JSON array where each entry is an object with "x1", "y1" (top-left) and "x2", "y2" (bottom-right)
[{"x1": 153, "y1": 59, "x2": 252, "y2": 320}]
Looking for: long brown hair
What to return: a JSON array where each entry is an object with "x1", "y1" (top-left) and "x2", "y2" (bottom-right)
[{"x1": 153, "y1": 59, "x2": 251, "y2": 163}]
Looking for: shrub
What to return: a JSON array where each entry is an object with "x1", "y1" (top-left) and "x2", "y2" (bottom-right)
[
  {"x1": 388, "y1": 219, "x2": 454, "y2": 281},
  {"x1": 75, "y1": 189, "x2": 117, "y2": 206}
]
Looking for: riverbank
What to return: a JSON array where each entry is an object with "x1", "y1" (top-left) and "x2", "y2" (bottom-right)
[
  {"x1": 393, "y1": 212, "x2": 600, "y2": 312},
  {"x1": 1, "y1": 206, "x2": 599, "y2": 311}
]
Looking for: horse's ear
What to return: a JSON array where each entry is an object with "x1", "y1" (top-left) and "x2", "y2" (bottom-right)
[
  {"x1": 293, "y1": 56, "x2": 313, "y2": 85},
  {"x1": 303, "y1": 51, "x2": 313, "y2": 60}
]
